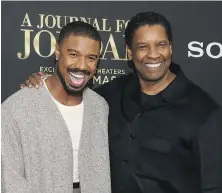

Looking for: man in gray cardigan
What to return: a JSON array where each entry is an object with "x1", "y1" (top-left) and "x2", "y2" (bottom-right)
[{"x1": 1, "y1": 21, "x2": 111, "y2": 193}]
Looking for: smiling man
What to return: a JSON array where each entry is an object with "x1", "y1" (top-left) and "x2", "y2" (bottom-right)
[
  {"x1": 1, "y1": 21, "x2": 111, "y2": 193},
  {"x1": 96, "y1": 12, "x2": 222, "y2": 193},
  {"x1": 20, "y1": 12, "x2": 222, "y2": 193}
]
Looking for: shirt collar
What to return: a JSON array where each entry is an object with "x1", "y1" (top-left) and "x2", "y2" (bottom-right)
[{"x1": 121, "y1": 63, "x2": 190, "y2": 121}]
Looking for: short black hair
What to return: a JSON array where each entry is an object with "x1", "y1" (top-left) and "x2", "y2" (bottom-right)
[
  {"x1": 58, "y1": 21, "x2": 101, "y2": 45},
  {"x1": 125, "y1": 12, "x2": 172, "y2": 48}
]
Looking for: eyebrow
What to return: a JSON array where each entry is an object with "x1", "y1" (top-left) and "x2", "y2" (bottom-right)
[
  {"x1": 67, "y1": 48, "x2": 79, "y2": 53},
  {"x1": 136, "y1": 40, "x2": 169, "y2": 45},
  {"x1": 136, "y1": 42, "x2": 147, "y2": 46}
]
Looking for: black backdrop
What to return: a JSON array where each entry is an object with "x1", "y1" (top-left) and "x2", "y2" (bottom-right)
[{"x1": 2, "y1": 1, "x2": 222, "y2": 106}]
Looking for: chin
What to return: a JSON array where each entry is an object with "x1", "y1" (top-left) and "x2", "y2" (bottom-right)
[
  {"x1": 140, "y1": 72, "x2": 163, "y2": 82},
  {"x1": 65, "y1": 85, "x2": 87, "y2": 96}
]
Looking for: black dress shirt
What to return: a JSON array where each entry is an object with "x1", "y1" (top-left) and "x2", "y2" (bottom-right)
[{"x1": 95, "y1": 63, "x2": 222, "y2": 193}]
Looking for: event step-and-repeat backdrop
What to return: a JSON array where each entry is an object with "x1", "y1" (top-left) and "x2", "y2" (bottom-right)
[{"x1": 2, "y1": 1, "x2": 222, "y2": 106}]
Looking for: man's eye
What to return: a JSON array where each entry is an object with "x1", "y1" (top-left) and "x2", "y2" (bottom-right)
[
  {"x1": 70, "y1": 53, "x2": 77, "y2": 57},
  {"x1": 159, "y1": 42, "x2": 167, "y2": 47},
  {"x1": 88, "y1": 57, "x2": 96, "y2": 61},
  {"x1": 138, "y1": 45, "x2": 147, "y2": 49}
]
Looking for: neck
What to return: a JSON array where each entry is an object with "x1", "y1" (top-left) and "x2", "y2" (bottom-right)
[
  {"x1": 139, "y1": 70, "x2": 176, "y2": 95},
  {"x1": 45, "y1": 74, "x2": 83, "y2": 106}
]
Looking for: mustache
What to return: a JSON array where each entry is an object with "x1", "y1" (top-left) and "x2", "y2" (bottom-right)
[{"x1": 68, "y1": 68, "x2": 91, "y2": 76}]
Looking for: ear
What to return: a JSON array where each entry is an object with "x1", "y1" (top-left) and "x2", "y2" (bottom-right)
[
  {"x1": 126, "y1": 45, "x2": 133, "y2": 60},
  {"x1": 169, "y1": 42, "x2": 172, "y2": 55},
  {"x1": 55, "y1": 43, "x2": 60, "y2": 60}
]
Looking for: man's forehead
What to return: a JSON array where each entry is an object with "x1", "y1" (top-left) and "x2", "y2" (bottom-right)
[
  {"x1": 133, "y1": 24, "x2": 169, "y2": 40},
  {"x1": 135, "y1": 24, "x2": 167, "y2": 33},
  {"x1": 60, "y1": 35, "x2": 100, "y2": 47},
  {"x1": 63, "y1": 34, "x2": 94, "y2": 42},
  {"x1": 59, "y1": 35, "x2": 100, "y2": 55}
]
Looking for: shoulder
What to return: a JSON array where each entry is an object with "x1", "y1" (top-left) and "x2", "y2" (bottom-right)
[
  {"x1": 186, "y1": 81, "x2": 219, "y2": 110},
  {"x1": 84, "y1": 88, "x2": 109, "y2": 110},
  {"x1": 2, "y1": 87, "x2": 38, "y2": 107},
  {"x1": 2, "y1": 87, "x2": 45, "y2": 116},
  {"x1": 181, "y1": 80, "x2": 220, "y2": 125}
]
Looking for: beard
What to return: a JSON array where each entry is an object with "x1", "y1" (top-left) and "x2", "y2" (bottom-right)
[{"x1": 55, "y1": 63, "x2": 87, "y2": 96}]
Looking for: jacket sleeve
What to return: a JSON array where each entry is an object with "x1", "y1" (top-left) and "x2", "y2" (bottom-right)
[
  {"x1": 194, "y1": 108, "x2": 222, "y2": 193},
  {"x1": 1, "y1": 104, "x2": 38, "y2": 193}
]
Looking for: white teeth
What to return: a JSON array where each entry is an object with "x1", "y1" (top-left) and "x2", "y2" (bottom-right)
[
  {"x1": 145, "y1": 63, "x2": 161, "y2": 68},
  {"x1": 70, "y1": 72, "x2": 84, "y2": 79}
]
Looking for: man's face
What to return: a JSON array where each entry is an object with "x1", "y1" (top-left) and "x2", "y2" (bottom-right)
[
  {"x1": 128, "y1": 24, "x2": 172, "y2": 83},
  {"x1": 55, "y1": 35, "x2": 100, "y2": 95}
]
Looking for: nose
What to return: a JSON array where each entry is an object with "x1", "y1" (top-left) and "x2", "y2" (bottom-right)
[
  {"x1": 147, "y1": 46, "x2": 161, "y2": 59},
  {"x1": 75, "y1": 56, "x2": 89, "y2": 70}
]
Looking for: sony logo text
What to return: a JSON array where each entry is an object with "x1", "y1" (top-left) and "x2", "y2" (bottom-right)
[{"x1": 188, "y1": 41, "x2": 222, "y2": 59}]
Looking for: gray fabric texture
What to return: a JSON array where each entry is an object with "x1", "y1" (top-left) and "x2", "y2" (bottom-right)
[{"x1": 1, "y1": 85, "x2": 111, "y2": 193}]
